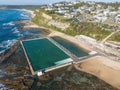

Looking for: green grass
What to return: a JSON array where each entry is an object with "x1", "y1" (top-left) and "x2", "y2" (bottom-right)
[{"x1": 31, "y1": 9, "x2": 120, "y2": 42}]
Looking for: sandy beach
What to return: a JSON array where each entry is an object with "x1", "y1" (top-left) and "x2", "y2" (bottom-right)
[
  {"x1": 20, "y1": 9, "x2": 36, "y2": 18},
  {"x1": 22, "y1": 9, "x2": 91, "y2": 53},
  {"x1": 48, "y1": 31, "x2": 91, "y2": 52},
  {"x1": 24, "y1": 13, "x2": 120, "y2": 89},
  {"x1": 74, "y1": 55, "x2": 120, "y2": 89},
  {"x1": 24, "y1": 24, "x2": 39, "y2": 28},
  {"x1": 24, "y1": 23, "x2": 91, "y2": 52}
]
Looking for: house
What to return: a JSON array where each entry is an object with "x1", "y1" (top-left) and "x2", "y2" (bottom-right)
[
  {"x1": 45, "y1": 5, "x2": 54, "y2": 11},
  {"x1": 64, "y1": 13, "x2": 74, "y2": 19},
  {"x1": 103, "y1": 9, "x2": 110, "y2": 16},
  {"x1": 93, "y1": 14, "x2": 107, "y2": 22},
  {"x1": 115, "y1": 14, "x2": 120, "y2": 23}
]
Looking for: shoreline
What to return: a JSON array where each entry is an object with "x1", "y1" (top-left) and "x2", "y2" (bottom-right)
[
  {"x1": 0, "y1": 40, "x2": 20, "y2": 63},
  {"x1": 21, "y1": 9, "x2": 36, "y2": 18},
  {"x1": 15, "y1": 9, "x2": 36, "y2": 18},
  {"x1": 74, "y1": 55, "x2": 120, "y2": 89},
  {"x1": 26, "y1": 21, "x2": 120, "y2": 89},
  {"x1": 0, "y1": 9, "x2": 119, "y2": 89},
  {"x1": 21, "y1": 8, "x2": 91, "y2": 52},
  {"x1": 25, "y1": 22, "x2": 91, "y2": 52}
]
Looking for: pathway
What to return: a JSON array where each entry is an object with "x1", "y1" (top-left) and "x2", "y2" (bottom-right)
[{"x1": 48, "y1": 37, "x2": 79, "y2": 62}]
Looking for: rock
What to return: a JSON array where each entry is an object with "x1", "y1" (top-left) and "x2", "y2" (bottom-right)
[
  {"x1": 67, "y1": 65, "x2": 73, "y2": 71},
  {"x1": 39, "y1": 74, "x2": 51, "y2": 81},
  {"x1": 37, "y1": 82, "x2": 41, "y2": 87},
  {"x1": 54, "y1": 76, "x2": 62, "y2": 81},
  {"x1": 79, "y1": 77, "x2": 88, "y2": 83},
  {"x1": 5, "y1": 80, "x2": 23, "y2": 89},
  {"x1": 0, "y1": 78, "x2": 7, "y2": 82},
  {"x1": 22, "y1": 86, "x2": 29, "y2": 90},
  {"x1": 7, "y1": 69, "x2": 16, "y2": 75},
  {"x1": 22, "y1": 79, "x2": 34, "y2": 86},
  {"x1": 14, "y1": 76, "x2": 24, "y2": 80}
]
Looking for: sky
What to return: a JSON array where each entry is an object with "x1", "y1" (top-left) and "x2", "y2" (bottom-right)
[
  {"x1": 0, "y1": 0, "x2": 120, "y2": 5},
  {"x1": 0, "y1": 0, "x2": 72, "y2": 5}
]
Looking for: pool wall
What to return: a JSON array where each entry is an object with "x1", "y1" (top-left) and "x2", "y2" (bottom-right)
[
  {"x1": 21, "y1": 37, "x2": 73, "y2": 75},
  {"x1": 21, "y1": 41, "x2": 35, "y2": 75},
  {"x1": 21, "y1": 37, "x2": 94, "y2": 76},
  {"x1": 51, "y1": 36, "x2": 88, "y2": 57}
]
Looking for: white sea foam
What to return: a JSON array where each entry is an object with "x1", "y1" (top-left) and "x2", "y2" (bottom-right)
[
  {"x1": 0, "y1": 83, "x2": 5, "y2": 88},
  {"x1": 0, "y1": 39, "x2": 18, "y2": 55},
  {"x1": 12, "y1": 28, "x2": 19, "y2": 34},
  {"x1": 17, "y1": 33, "x2": 23, "y2": 37},
  {"x1": 0, "y1": 83, "x2": 12, "y2": 90},
  {"x1": 11, "y1": 27, "x2": 17, "y2": 31},
  {"x1": 0, "y1": 70, "x2": 7, "y2": 78},
  {"x1": 0, "y1": 50, "x2": 5, "y2": 54},
  {"x1": 3, "y1": 22, "x2": 15, "y2": 26},
  {"x1": 20, "y1": 13, "x2": 29, "y2": 18},
  {"x1": 0, "y1": 39, "x2": 17, "y2": 49}
]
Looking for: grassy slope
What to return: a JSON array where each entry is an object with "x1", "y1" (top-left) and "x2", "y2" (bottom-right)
[{"x1": 31, "y1": 9, "x2": 120, "y2": 42}]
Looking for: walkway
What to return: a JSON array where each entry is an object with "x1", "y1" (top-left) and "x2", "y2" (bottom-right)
[
  {"x1": 48, "y1": 37, "x2": 79, "y2": 62},
  {"x1": 101, "y1": 30, "x2": 120, "y2": 43}
]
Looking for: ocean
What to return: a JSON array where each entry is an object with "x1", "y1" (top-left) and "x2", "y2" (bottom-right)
[
  {"x1": 0, "y1": 10, "x2": 30, "y2": 52},
  {"x1": 0, "y1": 9, "x2": 47, "y2": 53},
  {"x1": 0, "y1": 0, "x2": 119, "y2": 5}
]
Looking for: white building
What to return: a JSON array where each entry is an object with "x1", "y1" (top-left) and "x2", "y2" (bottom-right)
[
  {"x1": 115, "y1": 15, "x2": 120, "y2": 23},
  {"x1": 93, "y1": 14, "x2": 107, "y2": 22}
]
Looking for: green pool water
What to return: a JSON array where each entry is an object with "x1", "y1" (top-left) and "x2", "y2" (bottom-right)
[
  {"x1": 22, "y1": 38, "x2": 70, "y2": 72},
  {"x1": 51, "y1": 37, "x2": 88, "y2": 57}
]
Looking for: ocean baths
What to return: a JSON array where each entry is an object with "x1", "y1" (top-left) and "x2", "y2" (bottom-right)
[{"x1": 21, "y1": 38, "x2": 73, "y2": 75}]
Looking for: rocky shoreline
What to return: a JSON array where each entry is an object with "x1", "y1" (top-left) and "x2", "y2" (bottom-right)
[
  {"x1": 0, "y1": 11, "x2": 118, "y2": 89},
  {"x1": 0, "y1": 40, "x2": 20, "y2": 64},
  {"x1": 0, "y1": 44, "x2": 117, "y2": 89},
  {"x1": 0, "y1": 20, "x2": 50, "y2": 89},
  {"x1": 0, "y1": 45, "x2": 33, "y2": 89}
]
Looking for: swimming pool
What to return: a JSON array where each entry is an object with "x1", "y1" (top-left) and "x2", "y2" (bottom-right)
[
  {"x1": 22, "y1": 38, "x2": 72, "y2": 72},
  {"x1": 51, "y1": 36, "x2": 88, "y2": 57}
]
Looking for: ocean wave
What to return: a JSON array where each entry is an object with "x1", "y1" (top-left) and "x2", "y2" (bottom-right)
[
  {"x1": 0, "y1": 39, "x2": 18, "y2": 55},
  {"x1": 17, "y1": 33, "x2": 23, "y2": 37},
  {"x1": 12, "y1": 27, "x2": 20, "y2": 34},
  {"x1": 0, "y1": 10, "x2": 32, "y2": 55},
  {"x1": 20, "y1": 13, "x2": 29, "y2": 17},
  {"x1": 3, "y1": 22, "x2": 15, "y2": 26},
  {"x1": 0, "y1": 83, "x2": 5, "y2": 89},
  {"x1": 0, "y1": 39, "x2": 17, "y2": 49},
  {"x1": 11, "y1": 27, "x2": 24, "y2": 37},
  {"x1": 0, "y1": 83, "x2": 11, "y2": 90},
  {"x1": 0, "y1": 50, "x2": 5, "y2": 54},
  {"x1": 0, "y1": 70, "x2": 7, "y2": 78}
]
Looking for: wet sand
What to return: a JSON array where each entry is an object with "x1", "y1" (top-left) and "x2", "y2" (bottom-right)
[
  {"x1": 0, "y1": 45, "x2": 117, "y2": 89},
  {"x1": 39, "y1": 65, "x2": 117, "y2": 90},
  {"x1": 74, "y1": 55, "x2": 120, "y2": 89}
]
